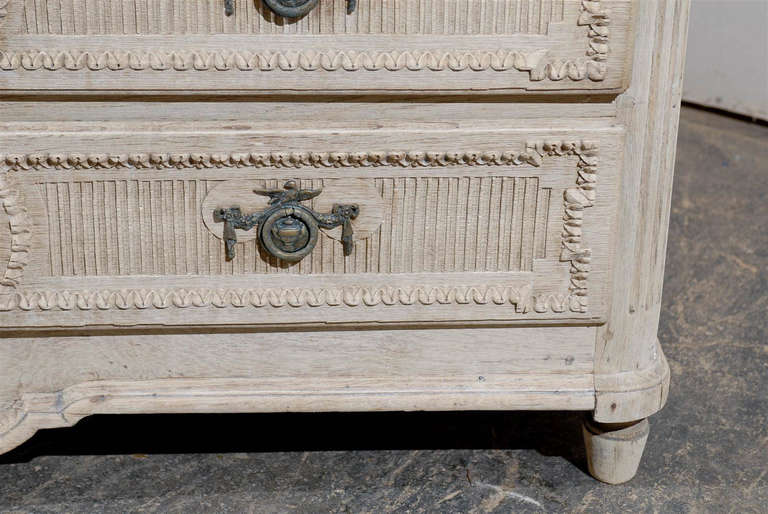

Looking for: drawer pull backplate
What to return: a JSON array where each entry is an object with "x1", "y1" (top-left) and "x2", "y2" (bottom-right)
[
  {"x1": 225, "y1": 0, "x2": 357, "y2": 18},
  {"x1": 213, "y1": 180, "x2": 359, "y2": 262}
]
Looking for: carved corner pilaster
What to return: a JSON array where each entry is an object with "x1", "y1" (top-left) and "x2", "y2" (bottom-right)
[{"x1": 593, "y1": 0, "x2": 691, "y2": 424}]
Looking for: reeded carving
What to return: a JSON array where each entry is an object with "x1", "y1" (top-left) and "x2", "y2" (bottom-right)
[
  {"x1": 14, "y1": 0, "x2": 565, "y2": 36},
  {"x1": 38, "y1": 176, "x2": 546, "y2": 277}
]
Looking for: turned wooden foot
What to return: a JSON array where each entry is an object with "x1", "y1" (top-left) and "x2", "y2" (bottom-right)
[{"x1": 582, "y1": 417, "x2": 650, "y2": 484}]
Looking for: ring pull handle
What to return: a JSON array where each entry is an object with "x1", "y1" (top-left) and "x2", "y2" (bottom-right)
[
  {"x1": 213, "y1": 180, "x2": 360, "y2": 263},
  {"x1": 227, "y1": 0, "x2": 357, "y2": 18}
]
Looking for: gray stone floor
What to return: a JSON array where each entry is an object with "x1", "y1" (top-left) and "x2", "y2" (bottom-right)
[{"x1": 0, "y1": 107, "x2": 766, "y2": 513}]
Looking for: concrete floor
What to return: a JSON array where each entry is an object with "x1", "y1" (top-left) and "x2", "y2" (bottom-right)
[{"x1": 0, "y1": 107, "x2": 766, "y2": 512}]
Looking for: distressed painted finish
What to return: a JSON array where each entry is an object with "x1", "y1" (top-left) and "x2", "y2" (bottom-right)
[{"x1": 0, "y1": 0, "x2": 690, "y2": 485}]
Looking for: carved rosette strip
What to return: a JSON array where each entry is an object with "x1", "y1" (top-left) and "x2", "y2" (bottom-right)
[
  {"x1": 0, "y1": 169, "x2": 31, "y2": 303},
  {"x1": 3, "y1": 150, "x2": 545, "y2": 171}
]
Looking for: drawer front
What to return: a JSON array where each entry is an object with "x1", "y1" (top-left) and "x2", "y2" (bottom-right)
[
  {"x1": 0, "y1": 0, "x2": 633, "y2": 94},
  {"x1": 0, "y1": 124, "x2": 622, "y2": 328}
]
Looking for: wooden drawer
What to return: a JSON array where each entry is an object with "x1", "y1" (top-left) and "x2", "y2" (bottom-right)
[
  {"x1": 0, "y1": 0, "x2": 634, "y2": 94},
  {"x1": 0, "y1": 122, "x2": 622, "y2": 328}
]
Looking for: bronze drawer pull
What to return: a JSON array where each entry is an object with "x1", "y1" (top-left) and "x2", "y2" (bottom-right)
[
  {"x1": 225, "y1": 0, "x2": 357, "y2": 18},
  {"x1": 213, "y1": 181, "x2": 359, "y2": 262}
]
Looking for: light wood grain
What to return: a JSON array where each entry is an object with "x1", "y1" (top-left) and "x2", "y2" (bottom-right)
[
  {"x1": 583, "y1": 418, "x2": 650, "y2": 484},
  {"x1": 0, "y1": 0, "x2": 691, "y2": 484},
  {"x1": 0, "y1": 326, "x2": 597, "y2": 454}
]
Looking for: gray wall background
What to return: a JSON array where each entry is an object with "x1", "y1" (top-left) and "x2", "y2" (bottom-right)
[{"x1": 683, "y1": 0, "x2": 768, "y2": 121}]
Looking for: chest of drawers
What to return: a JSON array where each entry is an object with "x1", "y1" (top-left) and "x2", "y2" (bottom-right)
[{"x1": 0, "y1": 0, "x2": 689, "y2": 484}]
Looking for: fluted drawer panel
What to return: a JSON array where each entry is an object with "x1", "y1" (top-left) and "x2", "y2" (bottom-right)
[
  {"x1": 19, "y1": 0, "x2": 565, "y2": 35},
  {"x1": 39, "y1": 177, "x2": 551, "y2": 277}
]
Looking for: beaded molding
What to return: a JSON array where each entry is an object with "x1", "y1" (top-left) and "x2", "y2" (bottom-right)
[{"x1": 3, "y1": 150, "x2": 543, "y2": 171}]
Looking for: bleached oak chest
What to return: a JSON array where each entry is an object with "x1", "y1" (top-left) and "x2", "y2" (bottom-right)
[{"x1": 0, "y1": 0, "x2": 688, "y2": 483}]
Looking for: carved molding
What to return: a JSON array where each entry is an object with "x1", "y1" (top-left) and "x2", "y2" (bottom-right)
[
  {"x1": 578, "y1": 0, "x2": 610, "y2": 80},
  {"x1": 0, "y1": 284, "x2": 536, "y2": 311},
  {"x1": 0, "y1": 0, "x2": 8, "y2": 19},
  {"x1": 0, "y1": 170, "x2": 31, "y2": 298},
  {"x1": 529, "y1": 140, "x2": 598, "y2": 313},
  {"x1": 0, "y1": 48, "x2": 607, "y2": 81},
  {"x1": 3, "y1": 150, "x2": 544, "y2": 171},
  {"x1": 0, "y1": 140, "x2": 598, "y2": 314},
  {"x1": 0, "y1": 1, "x2": 610, "y2": 82},
  {"x1": 0, "y1": 48, "x2": 544, "y2": 71},
  {"x1": 0, "y1": 284, "x2": 589, "y2": 313}
]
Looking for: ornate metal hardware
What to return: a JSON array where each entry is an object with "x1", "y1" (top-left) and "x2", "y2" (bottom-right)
[
  {"x1": 213, "y1": 180, "x2": 359, "y2": 262},
  {"x1": 225, "y1": 0, "x2": 356, "y2": 18}
]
